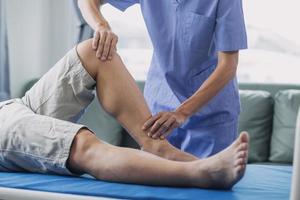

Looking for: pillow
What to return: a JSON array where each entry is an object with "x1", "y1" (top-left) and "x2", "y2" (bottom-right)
[
  {"x1": 79, "y1": 97, "x2": 123, "y2": 146},
  {"x1": 270, "y1": 90, "x2": 300, "y2": 163},
  {"x1": 238, "y1": 90, "x2": 274, "y2": 163}
]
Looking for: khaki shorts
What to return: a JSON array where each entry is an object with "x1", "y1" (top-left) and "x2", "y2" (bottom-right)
[{"x1": 0, "y1": 47, "x2": 96, "y2": 175}]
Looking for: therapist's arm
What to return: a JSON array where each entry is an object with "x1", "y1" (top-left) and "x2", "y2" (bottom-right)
[
  {"x1": 78, "y1": 0, "x2": 118, "y2": 61},
  {"x1": 143, "y1": 51, "x2": 239, "y2": 139}
]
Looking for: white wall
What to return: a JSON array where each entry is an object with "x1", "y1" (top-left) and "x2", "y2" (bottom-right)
[
  {"x1": 6, "y1": 0, "x2": 77, "y2": 98},
  {"x1": 6, "y1": 0, "x2": 300, "y2": 93}
]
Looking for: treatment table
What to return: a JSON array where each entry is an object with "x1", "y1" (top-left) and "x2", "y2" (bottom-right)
[{"x1": 0, "y1": 164, "x2": 292, "y2": 200}]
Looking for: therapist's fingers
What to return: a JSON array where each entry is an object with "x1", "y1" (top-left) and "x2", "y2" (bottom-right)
[
  {"x1": 96, "y1": 31, "x2": 107, "y2": 59},
  {"x1": 108, "y1": 36, "x2": 118, "y2": 60},
  {"x1": 101, "y1": 34, "x2": 113, "y2": 61},
  {"x1": 92, "y1": 31, "x2": 100, "y2": 50},
  {"x1": 149, "y1": 115, "x2": 169, "y2": 137},
  {"x1": 160, "y1": 123, "x2": 178, "y2": 140},
  {"x1": 152, "y1": 117, "x2": 176, "y2": 139},
  {"x1": 142, "y1": 114, "x2": 162, "y2": 131}
]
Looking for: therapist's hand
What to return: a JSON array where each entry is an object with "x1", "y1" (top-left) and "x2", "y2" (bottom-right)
[
  {"x1": 142, "y1": 111, "x2": 188, "y2": 140},
  {"x1": 93, "y1": 22, "x2": 118, "y2": 61}
]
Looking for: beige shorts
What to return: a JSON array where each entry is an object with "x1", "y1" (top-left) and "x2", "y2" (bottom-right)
[{"x1": 0, "y1": 47, "x2": 96, "y2": 175}]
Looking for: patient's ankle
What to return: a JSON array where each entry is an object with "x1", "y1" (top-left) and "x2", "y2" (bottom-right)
[{"x1": 142, "y1": 139, "x2": 198, "y2": 161}]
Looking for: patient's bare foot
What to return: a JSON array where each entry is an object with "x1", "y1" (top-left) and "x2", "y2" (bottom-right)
[
  {"x1": 194, "y1": 132, "x2": 249, "y2": 189},
  {"x1": 142, "y1": 139, "x2": 198, "y2": 162}
]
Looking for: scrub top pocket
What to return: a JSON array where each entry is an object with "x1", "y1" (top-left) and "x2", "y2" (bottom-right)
[{"x1": 183, "y1": 12, "x2": 216, "y2": 53}]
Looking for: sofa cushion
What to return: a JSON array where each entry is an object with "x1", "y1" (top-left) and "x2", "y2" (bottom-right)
[
  {"x1": 79, "y1": 97, "x2": 123, "y2": 146},
  {"x1": 238, "y1": 90, "x2": 274, "y2": 163},
  {"x1": 270, "y1": 90, "x2": 300, "y2": 163}
]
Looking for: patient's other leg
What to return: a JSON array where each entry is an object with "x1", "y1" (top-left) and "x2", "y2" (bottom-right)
[
  {"x1": 76, "y1": 39, "x2": 197, "y2": 161},
  {"x1": 68, "y1": 129, "x2": 249, "y2": 189}
]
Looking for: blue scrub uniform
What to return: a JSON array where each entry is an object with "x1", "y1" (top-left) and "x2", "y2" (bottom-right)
[{"x1": 105, "y1": 0, "x2": 248, "y2": 158}]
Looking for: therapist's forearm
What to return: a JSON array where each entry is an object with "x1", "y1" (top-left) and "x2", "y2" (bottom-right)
[
  {"x1": 176, "y1": 62, "x2": 237, "y2": 119},
  {"x1": 78, "y1": 0, "x2": 109, "y2": 30}
]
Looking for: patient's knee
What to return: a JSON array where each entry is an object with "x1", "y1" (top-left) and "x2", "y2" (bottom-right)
[
  {"x1": 76, "y1": 39, "x2": 104, "y2": 80},
  {"x1": 67, "y1": 128, "x2": 99, "y2": 174},
  {"x1": 76, "y1": 39, "x2": 121, "y2": 81}
]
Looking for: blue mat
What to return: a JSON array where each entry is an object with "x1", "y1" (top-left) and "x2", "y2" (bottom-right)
[{"x1": 0, "y1": 165, "x2": 292, "y2": 200}]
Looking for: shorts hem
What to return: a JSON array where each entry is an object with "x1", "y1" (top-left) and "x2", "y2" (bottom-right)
[{"x1": 58, "y1": 124, "x2": 88, "y2": 176}]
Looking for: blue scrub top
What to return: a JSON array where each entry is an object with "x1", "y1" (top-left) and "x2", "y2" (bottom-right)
[{"x1": 105, "y1": 0, "x2": 248, "y2": 157}]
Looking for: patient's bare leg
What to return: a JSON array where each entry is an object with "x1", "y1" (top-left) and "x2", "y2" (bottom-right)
[
  {"x1": 76, "y1": 39, "x2": 197, "y2": 161},
  {"x1": 68, "y1": 129, "x2": 249, "y2": 189}
]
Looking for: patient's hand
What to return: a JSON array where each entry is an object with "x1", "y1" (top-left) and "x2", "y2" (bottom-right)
[{"x1": 142, "y1": 111, "x2": 187, "y2": 140}]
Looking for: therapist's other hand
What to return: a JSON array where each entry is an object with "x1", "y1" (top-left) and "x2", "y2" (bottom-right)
[
  {"x1": 142, "y1": 111, "x2": 187, "y2": 140},
  {"x1": 93, "y1": 22, "x2": 118, "y2": 61}
]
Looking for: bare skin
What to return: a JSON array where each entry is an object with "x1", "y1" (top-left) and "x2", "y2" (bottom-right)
[
  {"x1": 76, "y1": 39, "x2": 197, "y2": 162},
  {"x1": 68, "y1": 128, "x2": 249, "y2": 189},
  {"x1": 66, "y1": 39, "x2": 249, "y2": 188},
  {"x1": 199, "y1": 132, "x2": 249, "y2": 188},
  {"x1": 78, "y1": 0, "x2": 242, "y2": 141}
]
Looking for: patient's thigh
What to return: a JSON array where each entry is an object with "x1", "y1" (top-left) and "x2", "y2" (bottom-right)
[
  {"x1": 0, "y1": 102, "x2": 85, "y2": 175},
  {"x1": 21, "y1": 48, "x2": 96, "y2": 123}
]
